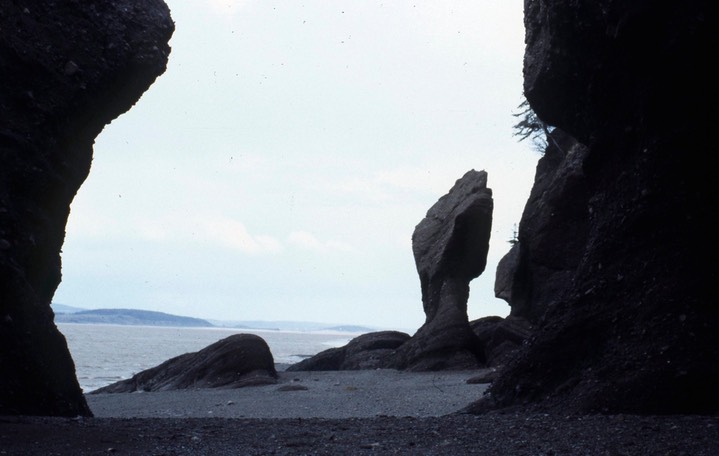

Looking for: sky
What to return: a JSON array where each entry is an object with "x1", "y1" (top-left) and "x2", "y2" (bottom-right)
[{"x1": 53, "y1": 0, "x2": 538, "y2": 332}]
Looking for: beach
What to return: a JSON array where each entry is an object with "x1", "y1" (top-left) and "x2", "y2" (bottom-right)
[
  {"x1": 2, "y1": 368, "x2": 718, "y2": 455},
  {"x1": 86, "y1": 369, "x2": 485, "y2": 419}
]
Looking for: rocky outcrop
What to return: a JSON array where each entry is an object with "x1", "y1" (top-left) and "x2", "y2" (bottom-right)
[
  {"x1": 476, "y1": 1, "x2": 717, "y2": 414},
  {"x1": 91, "y1": 334, "x2": 278, "y2": 393},
  {"x1": 0, "y1": 2, "x2": 173, "y2": 416},
  {"x1": 391, "y1": 170, "x2": 493, "y2": 371},
  {"x1": 286, "y1": 331, "x2": 410, "y2": 371}
]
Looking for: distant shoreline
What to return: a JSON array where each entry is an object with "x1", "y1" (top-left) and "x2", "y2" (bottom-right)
[
  {"x1": 55, "y1": 321, "x2": 373, "y2": 336},
  {"x1": 52, "y1": 305, "x2": 383, "y2": 333}
]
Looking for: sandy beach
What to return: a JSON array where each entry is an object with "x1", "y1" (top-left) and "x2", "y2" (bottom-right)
[
  {"x1": 87, "y1": 369, "x2": 487, "y2": 419},
  {"x1": 2, "y1": 369, "x2": 719, "y2": 455}
]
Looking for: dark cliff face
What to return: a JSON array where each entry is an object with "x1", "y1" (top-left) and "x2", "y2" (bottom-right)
[
  {"x1": 523, "y1": 0, "x2": 710, "y2": 146},
  {"x1": 0, "y1": 1, "x2": 173, "y2": 416},
  {"x1": 505, "y1": 129, "x2": 589, "y2": 322},
  {"x1": 482, "y1": 1, "x2": 716, "y2": 414}
]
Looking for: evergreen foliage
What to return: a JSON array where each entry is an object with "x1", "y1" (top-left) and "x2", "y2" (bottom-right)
[{"x1": 512, "y1": 98, "x2": 551, "y2": 153}]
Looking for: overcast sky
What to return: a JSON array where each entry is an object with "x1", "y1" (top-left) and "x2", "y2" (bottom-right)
[{"x1": 53, "y1": 0, "x2": 538, "y2": 332}]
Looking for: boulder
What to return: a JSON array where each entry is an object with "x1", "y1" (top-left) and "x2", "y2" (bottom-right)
[
  {"x1": 0, "y1": 1, "x2": 173, "y2": 416},
  {"x1": 286, "y1": 331, "x2": 410, "y2": 371},
  {"x1": 391, "y1": 170, "x2": 493, "y2": 370},
  {"x1": 91, "y1": 334, "x2": 278, "y2": 393}
]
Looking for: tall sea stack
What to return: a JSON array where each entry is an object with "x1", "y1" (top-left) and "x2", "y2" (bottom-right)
[{"x1": 393, "y1": 169, "x2": 493, "y2": 371}]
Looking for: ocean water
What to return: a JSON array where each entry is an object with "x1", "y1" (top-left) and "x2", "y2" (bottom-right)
[{"x1": 57, "y1": 323, "x2": 355, "y2": 393}]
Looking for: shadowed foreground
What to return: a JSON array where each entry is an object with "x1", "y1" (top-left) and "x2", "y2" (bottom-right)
[
  {"x1": 2, "y1": 413, "x2": 717, "y2": 456},
  {"x1": 3, "y1": 370, "x2": 718, "y2": 455}
]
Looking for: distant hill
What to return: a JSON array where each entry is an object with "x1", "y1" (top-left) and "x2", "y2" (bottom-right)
[
  {"x1": 51, "y1": 303, "x2": 87, "y2": 314},
  {"x1": 54, "y1": 308, "x2": 213, "y2": 328},
  {"x1": 323, "y1": 325, "x2": 376, "y2": 333},
  {"x1": 52, "y1": 306, "x2": 379, "y2": 332}
]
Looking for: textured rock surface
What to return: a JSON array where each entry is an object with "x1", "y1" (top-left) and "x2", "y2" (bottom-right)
[
  {"x1": 91, "y1": 334, "x2": 278, "y2": 393},
  {"x1": 0, "y1": 1, "x2": 173, "y2": 416},
  {"x1": 286, "y1": 331, "x2": 410, "y2": 371},
  {"x1": 493, "y1": 242, "x2": 518, "y2": 304},
  {"x1": 391, "y1": 170, "x2": 493, "y2": 371},
  {"x1": 480, "y1": 0, "x2": 717, "y2": 414},
  {"x1": 470, "y1": 316, "x2": 533, "y2": 368},
  {"x1": 502, "y1": 129, "x2": 590, "y2": 322}
]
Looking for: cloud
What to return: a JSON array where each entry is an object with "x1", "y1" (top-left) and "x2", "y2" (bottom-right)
[
  {"x1": 287, "y1": 231, "x2": 354, "y2": 253},
  {"x1": 410, "y1": 2, "x2": 525, "y2": 56},
  {"x1": 67, "y1": 207, "x2": 360, "y2": 257},
  {"x1": 333, "y1": 164, "x2": 483, "y2": 205},
  {"x1": 375, "y1": 166, "x2": 460, "y2": 194},
  {"x1": 201, "y1": 218, "x2": 283, "y2": 255},
  {"x1": 205, "y1": 0, "x2": 250, "y2": 16},
  {"x1": 68, "y1": 211, "x2": 282, "y2": 256}
]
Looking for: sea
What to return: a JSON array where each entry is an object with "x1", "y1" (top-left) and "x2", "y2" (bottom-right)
[{"x1": 57, "y1": 323, "x2": 357, "y2": 393}]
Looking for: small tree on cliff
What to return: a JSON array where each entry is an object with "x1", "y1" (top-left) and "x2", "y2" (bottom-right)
[
  {"x1": 508, "y1": 223, "x2": 519, "y2": 246},
  {"x1": 512, "y1": 97, "x2": 551, "y2": 153}
]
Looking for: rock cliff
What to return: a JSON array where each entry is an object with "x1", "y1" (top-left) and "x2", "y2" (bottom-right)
[
  {"x1": 476, "y1": 0, "x2": 716, "y2": 414},
  {"x1": 0, "y1": 1, "x2": 173, "y2": 416}
]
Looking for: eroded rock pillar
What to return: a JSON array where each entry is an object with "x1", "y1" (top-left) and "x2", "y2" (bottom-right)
[{"x1": 393, "y1": 170, "x2": 493, "y2": 370}]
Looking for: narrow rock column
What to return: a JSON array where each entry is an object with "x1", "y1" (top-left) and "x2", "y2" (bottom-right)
[{"x1": 393, "y1": 170, "x2": 493, "y2": 370}]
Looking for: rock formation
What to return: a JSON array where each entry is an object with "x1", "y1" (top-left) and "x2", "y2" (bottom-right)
[
  {"x1": 474, "y1": 0, "x2": 717, "y2": 414},
  {"x1": 391, "y1": 169, "x2": 493, "y2": 370},
  {"x1": 291, "y1": 170, "x2": 494, "y2": 372},
  {"x1": 286, "y1": 331, "x2": 410, "y2": 371},
  {"x1": 91, "y1": 334, "x2": 278, "y2": 393},
  {"x1": 0, "y1": 2, "x2": 173, "y2": 416}
]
